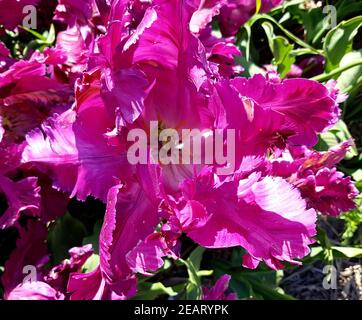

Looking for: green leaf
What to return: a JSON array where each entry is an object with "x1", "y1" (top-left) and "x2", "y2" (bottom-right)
[
  {"x1": 355, "y1": 181, "x2": 362, "y2": 192},
  {"x1": 248, "y1": 14, "x2": 321, "y2": 54},
  {"x1": 45, "y1": 24, "x2": 56, "y2": 45},
  {"x1": 341, "y1": 209, "x2": 362, "y2": 244},
  {"x1": 19, "y1": 26, "x2": 47, "y2": 41},
  {"x1": 335, "y1": 0, "x2": 362, "y2": 21},
  {"x1": 306, "y1": 245, "x2": 362, "y2": 262},
  {"x1": 229, "y1": 277, "x2": 254, "y2": 299},
  {"x1": 352, "y1": 170, "x2": 362, "y2": 183},
  {"x1": 302, "y1": 8, "x2": 329, "y2": 46},
  {"x1": 179, "y1": 247, "x2": 206, "y2": 300},
  {"x1": 324, "y1": 16, "x2": 362, "y2": 72},
  {"x1": 48, "y1": 212, "x2": 87, "y2": 264},
  {"x1": 344, "y1": 63, "x2": 362, "y2": 119},
  {"x1": 273, "y1": 37, "x2": 295, "y2": 77},
  {"x1": 316, "y1": 226, "x2": 332, "y2": 250},
  {"x1": 228, "y1": 269, "x2": 294, "y2": 300},
  {"x1": 309, "y1": 246, "x2": 324, "y2": 259},
  {"x1": 262, "y1": 20, "x2": 274, "y2": 47},
  {"x1": 336, "y1": 51, "x2": 362, "y2": 93},
  {"x1": 132, "y1": 282, "x2": 178, "y2": 300},
  {"x1": 197, "y1": 270, "x2": 213, "y2": 277},
  {"x1": 20, "y1": 24, "x2": 56, "y2": 57},
  {"x1": 242, "y1": 23, "x2": 253, "y2": 61},
  {"x1": 209, "y1": 260, "x2": 293, "y2": 300},
  {"x1": 188, "y1": 246, "x2": 205, "y2": 271},
  {"x1": 331, "y1": 246, "x2": 362, "y2": 258},
  {"x1": 262, "y1": 22, "x2": 295, "y2": 78},
  {"x1": 81, "y1": 254, "x2": 100, "y2": 273}
]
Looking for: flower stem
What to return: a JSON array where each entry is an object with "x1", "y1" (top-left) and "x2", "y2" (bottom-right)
[{"x1": 311, "y1": 59, "x2": 362, "y2": 82}]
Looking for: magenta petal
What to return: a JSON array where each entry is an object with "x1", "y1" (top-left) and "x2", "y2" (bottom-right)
[
  {"x1": 54, "y1": 0, "x2": 94, "y2": 26},
  {"x1": 126, "y1": 233, "x2": 168, "y2": 276},
  {"x1": 2, "y1": 220, "x2": 49, "y2": 298},
  {"x1": 185, "y1": 172, "x2": 316, "y2": 270},
  {"x1": 0, "y1": 55, "x2": 71, "y2": 141},
  {"x1": 202, "y1": 274, "x2": 237, "y2": 300},
  {"x1": 99, "y1": 181, "x2": 160, "y2": 297},
  {"x1": 0, "y1": 176, "x2": 40, "y2": 229},
  {"x1": 210, "y1": 79, "x2": 287, "y2": 158},
  {"x1": 68, "y1": 267, "x2": 106, "y2": 300},
  {"x1": 101, "y1": 68, "x2": 150, "y2": 128},
  {"x1": 22, "y1": 117, "x2": 79, "y2": 195},
  {"x1": 45, "y1": 245, "x2": 93, "y2": 292},
  {"x1": 37, "y1": 177, "x2": 69, "y2": 223},
  {"x1": 0, "y1": 59, "x2": 45, "y2": 87},
  {"x1": 131, "y1": 0, "x2": 196, "y2": 69},
  {"x1": 0, "y1": 0, "x2": 40, "y2": 30},
  {"x1": 300, "y1": 168, "x2": 358, "y2": 217},
  {"x1": 56, "y1": 26, "x2": 89, "y2": 77},
  {"x1": 22, "y1": 73, "x2": 132, "y2": 202},
  {"x1": 0, "y1": 116, "x2": 4, "y2": 142},
  {"x1": 231, "y1": 74, "x2": 338, "y2": 146},
  {"x1": 190, "y1": 0, "x2": 226, "y2": 34},
  {"x1": 22, "y1": 114, "x2": 127, "y2": 201},
  {"x1": 271, "y1": 142, "x2": 358, "y2": 216},
  {"x1": 242, "y1": 254, "x2": 261, "y2": 269},
  {"x1": 7, "y1": 281, "x2": 64, "y2": 300},
  {"x1": 177, "y1": 200, "x2": 210, "y2": 232},
  {"x1": 122, "y1": 7, "x2": 158, "y2": 52}
]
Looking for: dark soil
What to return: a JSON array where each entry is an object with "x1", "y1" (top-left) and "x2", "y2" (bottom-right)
[{"x1": 281, "y1": 260, "x2": 362, "y2": 300}]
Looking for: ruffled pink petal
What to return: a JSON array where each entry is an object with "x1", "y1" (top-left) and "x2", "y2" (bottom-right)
[
  {"x1": 202, "y1": 274, "x2": 237, "y2": 300},
  {"x1": 190, "y1": 0, "x2": 227, "y2": 34},
  {"x1": 184, "y1": 171, "x2": 316, "y2": 270},
  {"x1": 198, "y1": 26, "x2": 241, "y2": 77},
  {"x1": 0, "y1": 55, "x2": 72, "y2": 142},
  {"x1": 126, "y1": 233, "x2": 169, "y2": 276},
  {"x1": 55, "y1": 26, "x2": 90, "y2": 79},
  {"x1": 99, "y1": 178, "x2": 160, "y2": 298},
  {"x1": 22, "y1": 71, "x2": 132, "y2": 201},
  {"x1": 130, "y1": 0, "x2": 212, "y2": 128},
  {"x1": 101, "y1": 68, "x2": 150, "y2": 128},
  {"x1": 7, "y1": 281, "x2": 64, "y2": 300},
  {"x1": 0, "y1": 176, "x2": 40, "y2": 229},
  {"x1": 300, "y1": 168, "x2": 358, "y2": 217},
  {"x1": 54, "y1": 0, "x2": 94, "y2": 26},
  {"x1": 0, "y1": 59, "x2": 45, "y2": 88},
  {"x1": 45, "y1": 245, "x2": 93, "y2": 292},
  {"x1": 68, "y1": 267, "x2": 107, "y2": 300},
  {"x1": 270, "y1": 142, "x2": 358, "y2": 216},
  {"x1": 2, "y1": 220, "x2": 49, "y2": 297},
  {"x1": 176, "y1": 200, "x2": 210, "y2": 232},
  {"x1": 231, "y1": 74, "x2": 338, "y2": 146},
  {"x1": 68, "y1": 265, "x2": 130, "y2": 300},
  {"x1": 210, "y1": 79, "x2": 287, "y2": 159}
]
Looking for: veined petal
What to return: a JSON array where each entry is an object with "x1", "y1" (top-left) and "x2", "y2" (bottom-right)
[
  {"x1": 184, "y1": 171, "x2": 316, "y2": 270},
  {"x1": 231, "y1": 75, "x2": 338, "y2": 146},
  {"x1": 99, "y1": 178, "x2": 160, "y2": 297}
]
